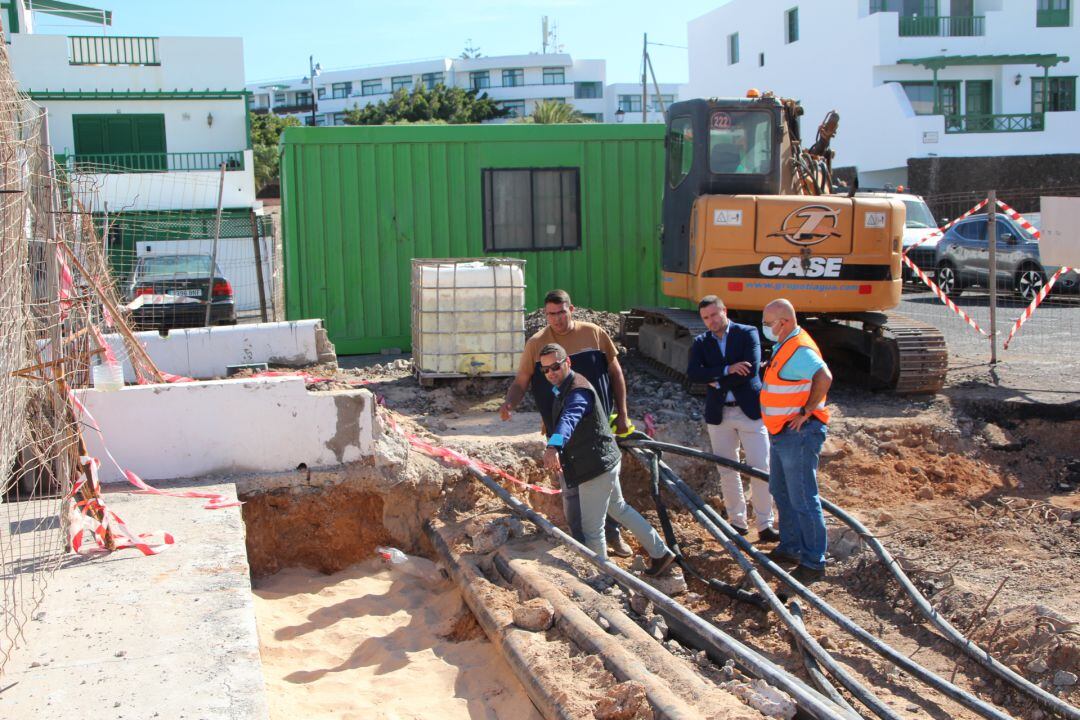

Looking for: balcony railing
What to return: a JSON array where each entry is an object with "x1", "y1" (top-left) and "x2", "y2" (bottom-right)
[
  {"x1": 68, "y1": 36, "x2": 160, "y2": 66},
  {"x1": 60, "y1": 151, "x2": 246, "y2": 173},
  {"x1": 898, "y1": 15, "x2": 985, "y2": 36},
  {"x1": 271, "y1": 103, "x2": 314, "y2": 114},
  {"x1": 944, "y1": 113, "x2": 1045, "y2": 133},
  {"x1": 1037, "y1": 8, "x2": 1071, "y2": 27}
]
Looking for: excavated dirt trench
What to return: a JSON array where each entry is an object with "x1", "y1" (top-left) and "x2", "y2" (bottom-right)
[{"x1": 233, "y1": 353, "x2": 1080, "y2": 720}]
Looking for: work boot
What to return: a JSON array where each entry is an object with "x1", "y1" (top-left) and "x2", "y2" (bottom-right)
[
  {"x1": 643, "y1": 550, "x2": 676, "y2": 577},
  {"x1": 607, "y1": 531, "x2": 633, "y2": 558},
  {"x1": 791, "y1": 564, "x2": 826, "y2": 586},
  {"x1": 756, "y1": 527, "x2": 781, "y2": 543},
  {"x1": 766, "y1": 548, "x2": 800, "y2": 566},
  {"x1": 732, "y1": 525, "x2": 750, "y2": 537}
]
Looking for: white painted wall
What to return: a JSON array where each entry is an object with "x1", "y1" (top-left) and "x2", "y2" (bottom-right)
[
  {"x1": 76, "y1": 377, "x2": 376, "y2": 483},
  {"x1": 104, "y1": 319, "x2": 326, "y2": 383},
  {"x1": 69, "y1": 150, "x2": 254, "y2": 212},
  {"x1": 687, "y1": 0, "x2": 1080, "y2": 182},
  {"x1": 10, "y1": 34, "x2": 245, "y2": 91},
  {"x1": 9, "y1": 32, "x2": 253, "y2": 211},
  {"x1": 41, "y1": 98, "x2": 246, "y2": 156}
]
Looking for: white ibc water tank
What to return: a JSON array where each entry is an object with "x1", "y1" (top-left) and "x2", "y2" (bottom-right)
[{"x1": 411, "y1": 258, "x2": 526, "y2": 375}]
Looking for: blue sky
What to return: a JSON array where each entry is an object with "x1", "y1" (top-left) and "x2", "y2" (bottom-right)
[{"x1": 28, "y1": 0, "x2": 729, "y2": 84}]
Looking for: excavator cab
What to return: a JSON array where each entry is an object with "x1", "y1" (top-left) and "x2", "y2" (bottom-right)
[{"x1": 663, "y1": 97, "x2": 796, "y2": 274}]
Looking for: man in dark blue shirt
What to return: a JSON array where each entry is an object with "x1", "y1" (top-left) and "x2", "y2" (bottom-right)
[
  {"x1": 687, "y1": 296, "x2": 777, "y2": 541},
  {"x1": 540, "y1": 343, "x2": 674, "y2": 575}
]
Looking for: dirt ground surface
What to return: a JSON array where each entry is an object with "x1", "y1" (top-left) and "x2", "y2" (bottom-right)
[{"x1": 253, "y1": 307, "x2": 1079, "y2": 719}]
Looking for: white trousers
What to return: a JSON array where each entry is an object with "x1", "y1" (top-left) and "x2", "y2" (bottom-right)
[{"x1": 706, "y1": 406, "x2": 776, "y2": 532}]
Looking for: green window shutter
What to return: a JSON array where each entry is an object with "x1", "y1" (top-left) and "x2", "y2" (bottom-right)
[
  {"x1": 73, "y1": 115, "x2": 107, "y2": 154},
  {"x1": 72, "y1": 114, "x2": 166, "y2": 170}
]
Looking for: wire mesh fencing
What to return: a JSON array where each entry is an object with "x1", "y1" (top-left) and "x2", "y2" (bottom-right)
[
  {"x1": 899, "y1": 187, "x2": 1080, "y2": 363},
  {"x1": 0, "y1": 25, "x2": 173, "y2": 673},
  {"x1": 59, "y1": 165, "x2": 278, "y2": 327}
]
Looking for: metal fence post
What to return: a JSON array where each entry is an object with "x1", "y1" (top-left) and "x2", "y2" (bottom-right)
[
  {"x1": 204, "y1": 163, "x2": 226, "y2": 328},
  {"x1": 987, "y1": 190, "x2": 997, "y2": 364},
  {"x1": 251, "y1": 209, "x2": 268, "y2": 322}
]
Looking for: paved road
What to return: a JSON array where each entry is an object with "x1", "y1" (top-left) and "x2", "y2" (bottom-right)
[{"x1": 897, "y1": 285, "x2": 1080, "y2": 361}]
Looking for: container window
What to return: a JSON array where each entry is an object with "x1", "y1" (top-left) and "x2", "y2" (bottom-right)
[{"x1": 482, "y1": 168, "x2": 581, "y2": 251}]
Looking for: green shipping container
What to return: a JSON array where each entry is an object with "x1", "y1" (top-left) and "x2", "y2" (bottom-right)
[{"x1": 280, "y1": 123, "x2": 677, "y2": 355}]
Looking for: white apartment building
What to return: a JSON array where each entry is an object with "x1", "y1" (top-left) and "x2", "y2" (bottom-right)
[
  {"x1": 248, "y1": 54, "x2": 683, "y2": 125},
  {"x1": 5, "y1": 1, "x2": 267, "y2": 310},
  {"x1": 687, "y1": 0, "x2": 1079, "y2": 186}
]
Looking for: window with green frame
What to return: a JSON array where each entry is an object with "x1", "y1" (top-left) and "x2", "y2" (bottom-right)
[
  {"x1": 574, "y1": 81, "x2": 601, "y2": 99},
  {"x1": 1037, "y1": 0, "x2": 1071, "y2": 27},
  {"x1": 1032, "y1": 76, "x2": 1076, "y2": 111},
  {"x1": 72, "y1": 114, "x2": 167, "y2": 171},
  {"x1": 422, "y1": 72, "x2": 444, "y2": 89},
  {"x1": 471, "y1": 70, "x2": 490, "y2": 90},
  {"x1": 391, "y1": 75, "x2": 412, "y2": 91},
  {"x1": 502, "y1": 68, "x2": 524, "y2": 87},
  {"x1": 728, "y1": 33, "x2": 739, "y2": 64},
  {"x1": 617, "y1": 94, "x2": 642, "y2": 112},
  {"x1": 295, "y1": 90, "x2": 312, "y2": 106},
  {"x1": 542, "y1": 67, "x2": 565, "y2": 84},
  {"x1": 331, "y1": 82, "x2": 351, "y2": 99},
  {"x1": 785, "y1": 7, "x2": 799, "y2": 43},
  {"x1": 361, "y1": 79, "x2": 382, "y2": 96},
  {"x1": 896, "y1": 81, "x2": 960, "y2": 116}
]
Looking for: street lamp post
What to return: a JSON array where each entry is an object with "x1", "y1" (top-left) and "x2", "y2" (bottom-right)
[{"x1": 308, "y1": 55, "x2": 321, "y2": 127}]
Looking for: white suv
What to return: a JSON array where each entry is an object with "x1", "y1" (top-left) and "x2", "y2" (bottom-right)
[{"x1": 856, "y1": 190, "x2": 939, "y2": 282}]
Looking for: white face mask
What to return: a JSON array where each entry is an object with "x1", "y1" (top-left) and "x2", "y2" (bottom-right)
[{"x1": 762, "y1": 322, "x2": 779, "y2": 343}]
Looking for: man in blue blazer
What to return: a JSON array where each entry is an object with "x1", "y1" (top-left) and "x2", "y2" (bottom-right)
[{"x1": 687, "y1": 295, "x2": 778, "y2": 540}]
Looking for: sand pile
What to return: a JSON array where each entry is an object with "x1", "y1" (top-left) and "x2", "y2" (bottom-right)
[{"x1": 253, "y1": 559, "x2": 541, "y2": 720}]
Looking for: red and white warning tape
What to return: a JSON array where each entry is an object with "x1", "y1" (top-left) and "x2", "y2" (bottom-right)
[
  {"x1": 66, "y1": 389, "x2": 242, "y2": 556},
  {"x1": 904, "y1": 198, "x2": 988, "y2": 256},
  {"x1": 995, "y1": 199, "x2": 1040, "y2": 239},
  {"x1": 382, "y1": 406, "x2": 561, "y2": 495},
  {"x1": 67, "y1": 455, "x2": 175, "y2": 556},
  {"x1": 902, "y1": 254, "x2": 989, "y2": 337},
  {"x1": 1004, "y1": 265, "x2": 1075, "y2": 349}
]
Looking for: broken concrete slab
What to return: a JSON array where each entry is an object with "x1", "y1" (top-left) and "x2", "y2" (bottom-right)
[{"x1": 76, "y1": 376, "x2": 376, "y2": 483}]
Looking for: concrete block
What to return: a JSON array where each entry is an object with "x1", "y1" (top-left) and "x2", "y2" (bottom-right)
[
  {"x1": 76, "y1": 376, "x2": 376, "y2": 483},
  {"x1": 106, "y1": 319, "x2": 330, "y2": 383}
]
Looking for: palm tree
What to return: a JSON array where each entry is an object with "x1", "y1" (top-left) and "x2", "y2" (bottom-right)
[{"x1": 524, "y1": 99, "x2": 591, "y2": 124}]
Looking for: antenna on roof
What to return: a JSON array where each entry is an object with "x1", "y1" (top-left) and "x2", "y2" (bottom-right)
[{"x1": 542, "y1": 16, "x2": 549, "y2": 54}]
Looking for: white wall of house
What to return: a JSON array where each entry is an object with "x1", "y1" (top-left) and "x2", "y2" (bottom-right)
[
  {"x1": 68, "y1": 150, "x2": 255, "y2": 212},
  {"x1": 687, "y1": 0, "x2": 1080, "y2": 184},
  {"x1": 10, "y1": 34, "x2": 245, "y2": 90},
  {"x1": 9, "y1": 29, "x2": 254, "y2": 212},
  {"x1": 41, "y1": 99, "x2": 247, "y2": 155}
]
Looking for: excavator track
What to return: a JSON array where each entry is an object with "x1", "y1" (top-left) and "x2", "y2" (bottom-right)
[{"x1": 623, "y1": 307, "x2": 948, "y2": 396}]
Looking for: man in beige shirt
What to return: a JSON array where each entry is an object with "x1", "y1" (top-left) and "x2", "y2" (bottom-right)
[{"x1": 500, "y1": 289, "x2": 634, "y2": 556}]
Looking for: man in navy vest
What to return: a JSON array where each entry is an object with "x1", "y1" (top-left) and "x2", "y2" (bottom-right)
[
  {"x1": 687, "y1": 295, "x2": 777, "y2": 541},
  {"x1": 539, "y1": 343, "x2": 674, "y2": 575},
  {"x1": 500, "y1": 290, "x2": 633, "y2": 556}
]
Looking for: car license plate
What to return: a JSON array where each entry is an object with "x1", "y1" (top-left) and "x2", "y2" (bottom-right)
[{"x1": 172, "y1": 288, "x2": 202, "y2": 297}]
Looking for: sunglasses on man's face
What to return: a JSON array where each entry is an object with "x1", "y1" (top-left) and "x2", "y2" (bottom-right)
[{"x1": 540, "y1": 359, "x2": 565, "y2": 374}]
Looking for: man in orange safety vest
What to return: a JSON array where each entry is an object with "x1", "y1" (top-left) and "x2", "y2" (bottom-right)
[{"x1": 759, "y1": 299, "x2": 833, "y2": 585}]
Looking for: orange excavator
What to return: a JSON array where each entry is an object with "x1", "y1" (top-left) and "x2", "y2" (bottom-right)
[{"x1": 626, "y1": 92, "x2": 947, "y2": 394}]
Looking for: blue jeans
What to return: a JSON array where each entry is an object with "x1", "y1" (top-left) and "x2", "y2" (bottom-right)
[
  {"x1": 562, "y1": 461, "x2": 667, "y2": 561},
  {"x1": 769, "y1": 419, "x2": 828, "y2": 570}
]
